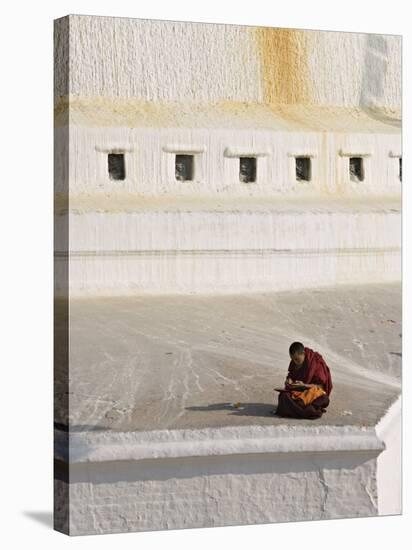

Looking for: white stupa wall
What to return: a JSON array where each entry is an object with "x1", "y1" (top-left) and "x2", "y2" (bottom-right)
[
  {"x1": 55, "y1": 16, "x2": 401, "y2": 110},
  {"x1": 55, "y1": 126, "x2": 401, "y2": 196},
  {"x1": 58, "y1": 211, "x2": 399, "y2": 252},
  {"x1": 54, "y1": 124, "x2": 401, "y2": 295},
  {"x1": 54, "y1": 131, "x2": 401, "y2": 296},
  {"x1": 54, "y1": 15, "x2": 401, "y2": 296}
]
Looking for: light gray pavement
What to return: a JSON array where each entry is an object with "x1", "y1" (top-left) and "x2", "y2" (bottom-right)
[{"x1": 55, "y1": 282, "x2": 401, "y2": 432}]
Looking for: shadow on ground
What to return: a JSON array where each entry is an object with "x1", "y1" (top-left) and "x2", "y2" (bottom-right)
[{"x1": 186, "y1": 402, "x2": 276, "y2": 418}]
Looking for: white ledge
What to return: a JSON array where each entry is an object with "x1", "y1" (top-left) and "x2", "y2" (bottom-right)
[
  {"x1": 162, "y1": 144, "x2": 206, "y2": 154},
  {"x1": 389, "y1": 151, "x2": 402, "y2": 158},
  {"x1": 338, "y1": 150, "x2": 372, "y2": 157},
  {"x1": 95, "y1": 145, "x2": 135, "y2": 153},
  {"x1": 55, "y1": 424, "x2": 385, "y2": 464},
  {"x1": 224, "y1": 147, "x2": 270, "y2": 158},
  {"x1": 287, "y1": 152, "x2": 317, "y2": 158}
]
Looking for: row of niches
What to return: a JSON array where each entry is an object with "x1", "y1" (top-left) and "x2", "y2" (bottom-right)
[{"x1": 107, "y1": 153, "x2": 402, "y2": 184}]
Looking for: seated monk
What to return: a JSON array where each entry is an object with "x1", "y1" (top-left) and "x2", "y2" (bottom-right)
[{"x1": 275, "y1": 341, "x2": 333, "y2": 419}]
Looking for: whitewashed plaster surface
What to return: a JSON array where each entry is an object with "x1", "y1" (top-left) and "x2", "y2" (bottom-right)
[
  {"x1": 55, "y1": 435, "x2": 382, "y2": 535},
  {"x1": 55, "y1": 205, "x2": 400, "y2": 294},
  {"x1": 55, "y1": 449, "x2": 380, "y2": 535},
  {"x1": 54, "y1": 16, "x2": 401, "y2": 109},
  {"x1": 55, "y1": 125, "x2": 401, "y2": 196},
  {"x1": 55, "y1": 408, "x2": 400, "y2": 535},
  {"x1": 53, "y1": 17, "x2": 401, "y2": 295}
]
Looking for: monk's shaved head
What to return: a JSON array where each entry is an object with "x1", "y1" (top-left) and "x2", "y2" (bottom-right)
[
  {"x1": 289, "y1": 341, "x2": 305, "y2": 355},
  {"x1": 289, "y1": 341, "x2": 305, "y2": 365}
]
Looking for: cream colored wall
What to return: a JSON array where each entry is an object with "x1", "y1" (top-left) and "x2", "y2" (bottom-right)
[{"x1": 55, "y1": 15, "x2": 401, "y2": 111}]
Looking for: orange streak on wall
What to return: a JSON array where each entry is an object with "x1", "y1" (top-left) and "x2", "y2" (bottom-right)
[{"x1": 255, "y1": 27, "x2": 312, "y2": 105}]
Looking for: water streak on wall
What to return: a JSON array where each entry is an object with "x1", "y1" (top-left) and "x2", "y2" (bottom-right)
[{"x1": 256, "y1": 28, "x2": 312, "y2": 105}]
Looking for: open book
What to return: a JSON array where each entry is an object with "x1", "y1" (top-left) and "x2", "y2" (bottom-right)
[{"x1": 274, "y1": 383, "x2": 312, "y2": 392}]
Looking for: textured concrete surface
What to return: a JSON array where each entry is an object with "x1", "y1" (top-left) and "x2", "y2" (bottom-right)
[{"x1": 55, "y1": 281, "x2": 401, "y2": 432}]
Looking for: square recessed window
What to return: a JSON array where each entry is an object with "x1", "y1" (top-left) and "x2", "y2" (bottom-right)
[
  {"x1": 239, "y1": 157, "x2": 256, "y2": 183},
  {"x1": 349, "y1": 157, "x2": 364, "y2": 182},
  {"x1": 175, "y1": 155, "x2": 194, "y2": 181},
  {"x1": 295, "y1": 157, "x2": 311, "y2": 181},
  {"x1": 108, "y1": 153, "x2": 125, "y2": 180}
]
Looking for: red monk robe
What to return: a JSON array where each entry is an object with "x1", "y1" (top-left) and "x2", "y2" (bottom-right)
[{"x1": 276, "y1": 346, "x2": 333, "y2": 419}]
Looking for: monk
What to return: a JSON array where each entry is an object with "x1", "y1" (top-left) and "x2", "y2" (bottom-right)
[{"x1": 274, "y1": 341, "x2": 333, "y2": 419}]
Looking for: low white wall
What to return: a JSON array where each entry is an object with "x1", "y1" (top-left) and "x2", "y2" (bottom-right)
[
  {"x1": 376, "y1": 395, "x2": 402, "y2": 515},
  {"x1": 54, "y1": 424, "x2": 385, "y2": 536},
  {"x1": 55, "y1": 451, "x2": 378, "y2": 535}
]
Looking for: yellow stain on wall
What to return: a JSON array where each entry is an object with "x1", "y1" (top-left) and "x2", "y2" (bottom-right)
[{"x1": 255, "y1": 27, "x2": 312, "y2": 105}]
